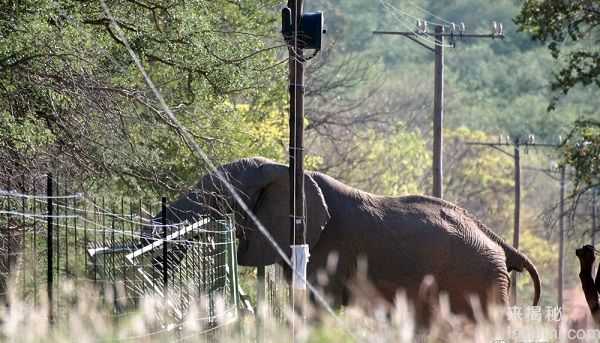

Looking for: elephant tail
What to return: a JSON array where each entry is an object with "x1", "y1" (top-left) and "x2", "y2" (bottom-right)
[
  {"x1": 504, "y1": 245, "x2": 541, "y2": 306},
  {"x1": 436, "y1": 200, "x2": 542, "y2": 305},
  {"x1": 463, "y1": 208, "x2": 541, "y2": 305}
]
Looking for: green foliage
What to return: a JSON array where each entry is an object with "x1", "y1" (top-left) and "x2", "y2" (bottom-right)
[
  {"x1": 562, "y1": 119, "x2": 600, "y2": 194},
  {"x1": 310, "y1": 0, "x2": 598, "y2": 141},
  {"x1": 317, "y1": 124, "x2": 430, "y2": 196},
  {"x1": 517, "y1": 228, "x2": 557, "y2": 306},
  {"x1": 0, "y1": 0, "x2": 286, "y2": 196},
  {"x1": 516, "y1": 0, "x2": 600, "y2": 106},
  {"x1": 444, "y1": 128, "x2": 514, "y2": 232},
  {"x1": 516, "y1": 0, "x2": 599, "y2": 217},
  {"x1": 0, "y1": 111, "x2": 54, "y2": 153}
]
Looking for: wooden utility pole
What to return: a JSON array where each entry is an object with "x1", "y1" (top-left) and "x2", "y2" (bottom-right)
[
  {"x1": 523, "y1": 163, "x2": 570, "y2": 307},
  {"x1": 465, "y1": 137, "x2": 557, "y2": 304},
  {"x1": 512, "y1": 145, "x2": 521, "y2": 304},
  {"x1": 558, "y1": 166, "x2": 565, "y2": 308},
  {"x1": 432, "y1": 26, "x2": 444, "y2": 198},
  {"x1": 374, "y1": 22, "x2": 504, "y2": 199},
  {"x1": 593, "y1": 188, "x2": 598, "y2": 247}
]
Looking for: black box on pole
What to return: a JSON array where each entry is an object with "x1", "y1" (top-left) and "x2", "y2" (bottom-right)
[{"x1": 282, "y1": 9, "x2": 324, "y2": 50}]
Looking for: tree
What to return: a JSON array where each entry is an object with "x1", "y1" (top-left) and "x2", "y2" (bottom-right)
[
  {"x1": 515, "y1": 0, "x2": 600, "y2": 107},
  {"x1": 562, "y1": 119, "x2": 600, "y2": 196},
  {"x1": 0, "y1": 0, "x2": 284, "y2": 193},
  {"x1": 311, "y1": 123, "x2": 430, "y2": 196},
  {"x1": 443, "y1": 128, "x2": 515, "y2": 232},
  {"x1": 516, "y1": 2, "x2": 600, "y2": 200}
]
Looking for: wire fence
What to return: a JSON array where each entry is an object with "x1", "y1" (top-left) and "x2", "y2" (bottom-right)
[{"x1": 0, "y1": 173, "x2": 242, "y2": 336}]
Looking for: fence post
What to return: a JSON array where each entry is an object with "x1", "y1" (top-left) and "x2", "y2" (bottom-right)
[
  {"x1": 256, "y1": 265, "x2": 265, "y2": 343},
  {"x1": 46, "y1": 173, "x2": 54, "y2": 323},
  {"x1": 162, "y1": 197, "x2": 168, "y2": 298},
  {"x1": 228, "y1": 216, "x2": 239, "y2": 309}
]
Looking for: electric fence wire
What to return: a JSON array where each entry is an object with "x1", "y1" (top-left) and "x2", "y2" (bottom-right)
[
  {"x1": 0, "y1": 206, "x2": 238, "y2": 337},
  {"x1": 0, "y1": 211, "x2": 79, "y2": 219},
  {"x1": 98, "y1": 1, "x2": 358, "y2": 341},
  {"x1": 2, "y1": 195, "x2": 234, "y2": 243},
  {"x1": 0, "y1": 190, "x2": 83, "y2": 200},
  {"x1": 1, "y1": 197, "x2": 237, "y2": 264}
]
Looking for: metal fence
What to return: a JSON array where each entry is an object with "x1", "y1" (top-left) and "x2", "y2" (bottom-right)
[{"x1": 0, "y1": 174, "x2": 241, "y2": 333}]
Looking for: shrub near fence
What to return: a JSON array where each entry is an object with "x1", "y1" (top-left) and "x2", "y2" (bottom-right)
[{"x1": 0, "y1": 174, "x2": 241, "y2": 334}]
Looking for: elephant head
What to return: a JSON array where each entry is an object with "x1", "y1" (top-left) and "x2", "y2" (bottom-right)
[{"x1": 150, "y1": 157, "x2": 330, "y2": 267}]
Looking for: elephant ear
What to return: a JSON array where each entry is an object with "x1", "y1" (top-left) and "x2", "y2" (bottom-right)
[{"x1": 238, "y1": 162, "x2": 330, "y2": 266}]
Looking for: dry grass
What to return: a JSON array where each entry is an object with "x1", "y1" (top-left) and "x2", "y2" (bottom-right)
[{"x1": 0, "y1": 281, "x2": 589, "y2": 343}]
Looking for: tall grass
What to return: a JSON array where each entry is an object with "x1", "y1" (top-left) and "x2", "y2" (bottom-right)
[{"x1": 0, "y1": 280, "x2": 584, "y2": 343}]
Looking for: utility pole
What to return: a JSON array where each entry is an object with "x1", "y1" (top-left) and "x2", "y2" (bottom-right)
[
  {"x1": 281, "y1": 0, "x2": 324, "y2": 318},
  {"x1": 374, "y1": 21, "x2": 504, "y2": 199},
  {"x1": 432, "y1": 25, "x2": 444, "y2": 198},
  {"x1": 558, "y1": 165, "x2": 565, "y2": 308},
  {"x1": 513, "y1": 145, "x2": 521, "y2": 304},
  {"x1": 286, "y1": 0, "x2": 306, "y2": 251},
  {"x1": 465, "y1": 136, "x2": 556, "y2": 304},
  {"x1": 593, "y1": 188, "x2": 598, "y2": 247},
  {"x1": 523, "y1": 162, "x2": 571, "y2": 308}
]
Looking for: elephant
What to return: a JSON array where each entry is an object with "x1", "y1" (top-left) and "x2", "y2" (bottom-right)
[{"x1": 148, "y1": 156, "x2": 541, "y2": 318}]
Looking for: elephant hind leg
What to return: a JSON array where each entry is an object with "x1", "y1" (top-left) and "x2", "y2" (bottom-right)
[
  {"x1": 444, "y1": 268, "x2": 510, "y2": 321},
  {"x1": 416, "y1": 275, "x2": 440, "y2": 327},
  {"x1": 460, "y1": 264, "x2": 511, "y2": 320},
  {"x1": 488, "y1": 266, "x2": 510, "y2": 305},
  {"x1": 483, "y1": 270, "x2": 510, "y2": 319}
]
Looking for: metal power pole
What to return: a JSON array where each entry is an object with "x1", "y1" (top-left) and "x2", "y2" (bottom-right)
[
  {"x1": 432, "y1": 26, "x2": 444, "y2": 198},
  {"x1": 374, "y1": 21, "x2": 504, "y2": 199},
  {"x1": 287, "y1": 0, "x2": 306, "y2": 253},
  {"x1": 281, "y1": 0, "x2": 323, "y2": 324},
  {"x1": 558, "y1": 166, "x2": 565, "y2": 308},
  {"x1": 512, "y1": 145, "x2": 521, "y2": 304}
]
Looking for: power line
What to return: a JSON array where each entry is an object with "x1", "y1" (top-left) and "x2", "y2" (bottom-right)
[
  {"x1": 378, "y1": 0, "x2": 451, "y2": 48},
  {"x1": 380, "y1": 0, "x2": 447, "y2": 28},
  {"x1": 404, "y1": 1, "x2": 453, "y2": 25},
  {"x1": 374, "y1": 12, "x2": 504, "y2": 200}
]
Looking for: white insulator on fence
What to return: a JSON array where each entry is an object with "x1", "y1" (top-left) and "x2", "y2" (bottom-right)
[{"x1": 291, "y1": 244, "x2": 310, "y2": 290}]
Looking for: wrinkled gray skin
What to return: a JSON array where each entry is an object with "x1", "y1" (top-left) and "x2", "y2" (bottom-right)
[{"x1": 151, "y1": 157, "x2": 541, "y2": 318}]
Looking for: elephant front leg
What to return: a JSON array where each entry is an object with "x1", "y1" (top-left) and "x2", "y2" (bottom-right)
[{"x1": 576, "y1": 245, "x2": 600, "y2": 325}]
